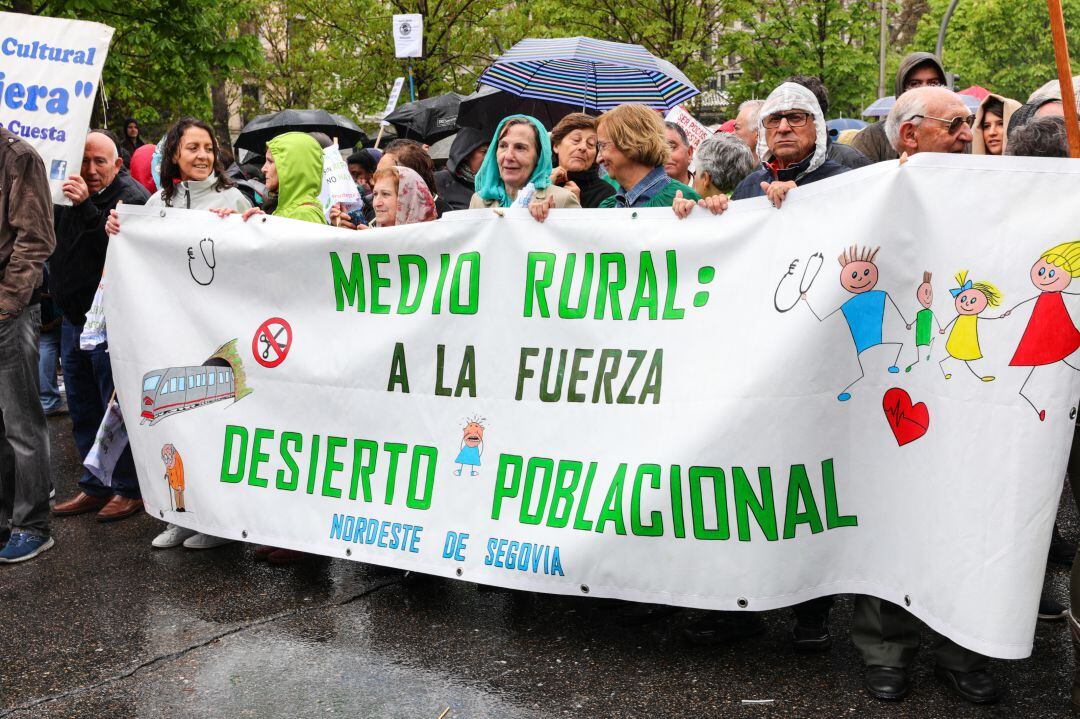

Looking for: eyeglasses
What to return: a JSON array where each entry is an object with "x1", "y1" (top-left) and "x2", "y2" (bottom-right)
[
  {"x1": 763, "y1": 112, "x2": 812, "y2": 129},
  {"x1": 911, "y1": 113, "x2": 975, "y2": 134},
  {"x1": 904, "y1": 78, "x2": 943, "y2": 90}
]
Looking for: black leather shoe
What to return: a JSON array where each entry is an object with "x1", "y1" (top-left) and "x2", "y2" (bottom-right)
[
  {"x1": 864, "y1": 665, "x2": 909, "y2": 701},
  {"x1": 683, "y1": 612, "x2": 765, "y2": 646},
  {"x1": 791, "y1": 619, "x2": 831, "y2": 652},
  {"x1": 934, "y1": 666, "x2": 1001, "y2": 704}
]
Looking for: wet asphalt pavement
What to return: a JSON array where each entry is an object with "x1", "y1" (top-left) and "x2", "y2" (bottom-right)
[{"x1": 2, "y1": 416, "x2": 1079, "y2": 718}]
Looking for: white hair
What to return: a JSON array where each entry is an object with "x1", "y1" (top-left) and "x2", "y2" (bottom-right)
[
  {"x1": 738, "y1": 99, "x2": 765, "y2": 126},
  {"x1": 884, "y1": 87, "x2": 936, "y2": 150}
]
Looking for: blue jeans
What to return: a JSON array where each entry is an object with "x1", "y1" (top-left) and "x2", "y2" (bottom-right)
[
  {"x1": 38, "y1": 327, "x2": 63, "y2": 412},
  {"x1": 60, "y1": 319, "x2": 140, "y2": 499},
  {"x1": 0, "y1": 305, "x2": 51, "y2": 536}
]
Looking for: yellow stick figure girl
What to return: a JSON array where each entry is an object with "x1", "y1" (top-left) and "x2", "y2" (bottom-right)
[
  {"x1": 1000, "y1": 241, "x2": 1080, "y2": 421},
  {"x1": 938, "y1": 271, "x2": 1002, "y2": 382}
]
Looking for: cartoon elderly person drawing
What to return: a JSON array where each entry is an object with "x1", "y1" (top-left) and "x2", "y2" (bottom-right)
[
  {"x1": 161, "y1": 444, "x2": 186, "y2": 511},
  {"x1": 454, "y1": 418, "x2": 485, "y2": 476}
]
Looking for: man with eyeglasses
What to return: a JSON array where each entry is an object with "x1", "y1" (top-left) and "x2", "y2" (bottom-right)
[
  {"x1": 731, "y1": 82, "x2": 849, "y2": 209},
  {"x1": 885, "y1": 86, "x2": 974, "y2": 157},
  {"x1": 851, "y1": 52, "x2": 947, "y2": 163}
]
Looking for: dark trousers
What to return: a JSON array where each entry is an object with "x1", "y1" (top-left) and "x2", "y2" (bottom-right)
[
  {"x1": 60, "y1": 319, "x2": 139, "y2": 499},
  {"x1": 0, "y1": 306, "x2": 51, "y2": 536},
  {"x1": 852, "y1": 596, "x2": 988, "y2": 672}
]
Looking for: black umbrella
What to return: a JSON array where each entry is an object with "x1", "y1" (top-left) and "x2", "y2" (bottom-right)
[
  {"x1": 384, "y1": 93, "x2": 464, "y2": 144},
  {"x1": 457, "y1": 84, "x2": 599, "y2": 135},
  {"x1": 235, "y1": 109, "x2": 369, "y2": 153}
]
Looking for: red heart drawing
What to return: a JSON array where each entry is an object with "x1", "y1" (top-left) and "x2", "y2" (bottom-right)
[{"x1": 882, "y1": 388, "x2": 930, "y2": 447}]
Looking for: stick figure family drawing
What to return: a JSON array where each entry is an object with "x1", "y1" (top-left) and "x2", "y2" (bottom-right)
[{"x1": 778, "y1": 241, "x2": 1080, "y2": 421}]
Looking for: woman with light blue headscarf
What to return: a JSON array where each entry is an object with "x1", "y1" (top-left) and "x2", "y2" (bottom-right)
[{"x1": 469, "y1": 115, "x2": 580, "y2": 221}]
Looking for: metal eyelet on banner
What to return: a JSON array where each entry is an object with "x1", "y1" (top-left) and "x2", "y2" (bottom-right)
[
  {"x1": 631, "y1": 211, "x2": 638, "y2": 219},
  {"x1": 345, "y1": 548, "x2": 352, "y2": 557},
  {"x1": 158, "y1": 510, "x2": 164, "y2": 518},
  {"x1": 580, "y1": 584, "x2": 590, "y2": 594},
  {"x1": 737, "y1": 598, "x2": 749, "y2": 608},
  {"x1": 159, "y1": 210, "x2": 166, "y2": 218},
  {"x1": 1072, "y1": 407, "x2": 1077, "y2": 420},
  {"x1": 455, "y1": 568, "x2": 463, "y2": 577},
  {"x1": 241, "y1": 530, "x2": 248, "y2": 539},
  {"x1": 904, "y1": 595, "x2": 912, "y2": 606},
  {"x1": 260, "y1": 216, "x2": 267, "y2": 223}
]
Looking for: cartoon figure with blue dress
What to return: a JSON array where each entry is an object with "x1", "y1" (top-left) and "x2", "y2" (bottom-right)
[
  {"x1": 800, "y1": 245, "x2": 909, "y2": 401},
  {"x1": 454, "y1": 417, "x2": 485, "y2": 476},
  {"x1": 938, "y1": 271, "x2": 1003, "y2": 382}
]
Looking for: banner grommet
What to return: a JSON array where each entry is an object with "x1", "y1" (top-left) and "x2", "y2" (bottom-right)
[
  {"x1": 455, "y1": 568, "x2": 463, "y2": 576},
  {"x1": 904, "y1": 595, "x2": 912, "y2": 606},
  {"x1": 737, "y1": 598, "x2": 749, "y2": 608},
  {"x1": 580, "y1": 584, "x2": 590, "y2": 594}
]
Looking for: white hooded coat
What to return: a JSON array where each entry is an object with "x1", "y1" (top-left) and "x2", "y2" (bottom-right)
[{"x1": 755, "y1": 82, "x2": 828, "y2": 182}]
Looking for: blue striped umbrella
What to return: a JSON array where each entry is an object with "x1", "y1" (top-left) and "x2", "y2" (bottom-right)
[{"x1": 478, "y1": 37, "x2": 699, "y2": 112}]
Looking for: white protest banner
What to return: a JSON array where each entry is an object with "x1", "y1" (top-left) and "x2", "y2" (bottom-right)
[
  {"x1": 318, "y1": 143, "x2": 362, "y2": 220},
  {"x1": 105, "y1": 154, "x2": 1080, "y2": 659},
  {"x1": 381, "y1": 76, "x2": 406, "y2": 127},
  {"x1": 0, "y1": 13, "x2": 114, "y2": 204},
  {"x1": 664, "y1": 105, "x2": 713, "y2": 152},
  {"x1": 393, "y1": 14, "x2": 423, "y2": 58}
]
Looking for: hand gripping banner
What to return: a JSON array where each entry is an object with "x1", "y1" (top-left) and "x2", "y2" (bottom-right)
[{"x1": 106, "y1": 154, "x2": 1080, "y2": 659}]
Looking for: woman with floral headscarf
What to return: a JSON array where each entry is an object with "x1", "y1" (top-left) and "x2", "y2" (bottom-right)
[
  {"x1": 329, "y1": 165, "x2": 436, "y2": 228},
  {"x1": 469, "y1": 114, "x2": 580, "y2": 222}
]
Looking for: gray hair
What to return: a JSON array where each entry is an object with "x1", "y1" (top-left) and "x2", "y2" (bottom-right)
[
  {"x1": 738, "y1": 99, "x2": 765, "y2": 126},
  {"x1": 884, "y1": 87, "x2": 934, "y2": 150},
  {"x1": 694, "y1": 133, "x2": 755, "y2": 194},
  {"x1": 1006, "y1": 115, "x2": 1068, "y2": 158}
]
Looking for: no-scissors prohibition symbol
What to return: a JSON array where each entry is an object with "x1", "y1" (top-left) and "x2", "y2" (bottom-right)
[{"x1": 252, "y1": 317, "x2": 292, "y2": 368}]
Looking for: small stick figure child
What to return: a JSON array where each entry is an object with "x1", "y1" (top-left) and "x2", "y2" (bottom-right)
[
  {"x1": 1000, "y1": 241, "x2": 1080, "y2": 421},
  {"x1": 938, "y1": 271, "x2": 1002, "y2": 382},
  {"x1": 161, "y1": 443, "x2": 185, "y2": 511},
  {"x1": 454, "y1": 418, "x2": 485, "y2": 476},
  {"x1": 905, "y1": 271, "x2": 943, "y2": 372}
]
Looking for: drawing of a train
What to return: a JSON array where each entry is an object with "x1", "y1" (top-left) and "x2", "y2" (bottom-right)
[{"x1": 141, "y1": 363, "x2": 235, "y2": 425}]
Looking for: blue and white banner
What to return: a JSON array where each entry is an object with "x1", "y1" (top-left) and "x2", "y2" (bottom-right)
[{"x1": 0, "y1": 12, "x2": 114, "y2": 204}]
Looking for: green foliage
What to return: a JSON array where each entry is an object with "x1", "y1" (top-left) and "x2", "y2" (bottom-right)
[
  {"x1": 3, "y1": 0, "x2": 263, "y2": 134},
  {"x1": 912, "y1": 0, "x2": 1080, "y2": 102},
  {"x1": 725, "y1": 0, "x2": 898, "y2": 118}
]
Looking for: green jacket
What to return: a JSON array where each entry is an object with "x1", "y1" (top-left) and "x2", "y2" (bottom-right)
[
  {"x1": 266, "y1": 132, "x2": 327, "y2": 224},
  {"x1": 598, "y1": 178, "x2": 700, "y2": 209}
]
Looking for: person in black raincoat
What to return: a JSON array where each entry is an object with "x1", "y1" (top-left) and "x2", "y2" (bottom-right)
[{"x1": 434, "y1": 128, "x2": 488, "y2": 211}]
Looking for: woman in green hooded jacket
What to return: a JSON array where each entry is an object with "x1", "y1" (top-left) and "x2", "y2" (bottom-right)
[
  {"x1": 469, "y1": 115, "x2": 580, "y2": 221},
  {"x1": 220, "y1": 131, "x2": 328, "y2": 225}
]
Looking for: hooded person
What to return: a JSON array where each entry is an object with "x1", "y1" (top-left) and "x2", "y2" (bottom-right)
[
  {"x1": 435, "y1": 128, "x2": 489, "y2": 210},
  {"x1": 851, "y1": 52, "x2": 947, "y2": 163},
  {"x1": 469, "y1": 115, "x2": 580, "y2": 212},
  {"x1": 264, "y1": 132, "x2": 327, "y2": 224},
  {"x1": 972, "y1": 93, "x2": 1021, "y2": 155},
  {"x1": 731, "y1": 82, "x2": 850, "y2": 205},
  {"x1": 1007, "y1": 75, "x2": 1080, "y2": 140},
  {"x1": 129, "y1": 144, "x2": 157, "y2": 194}
]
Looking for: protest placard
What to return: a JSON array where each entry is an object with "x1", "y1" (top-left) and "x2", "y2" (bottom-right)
[
  {"x1": 0, "y1": 12, "x2": 113, "y2": 204},
  {"x1": 393, "y1": 14, "x2": 423, "y2": 58},
  {"x1": 106, "y1": 154, "x2": 1080, "y2": 659},
  {"x1": 381, "y1": 77, "x2": 406, "y2": 127},
  {"x1": 664, "y1": 105, "x2": 713, "y2": 152},
  {"x1": 318, "y1": 143, "x2": 362, "y2": 220}
]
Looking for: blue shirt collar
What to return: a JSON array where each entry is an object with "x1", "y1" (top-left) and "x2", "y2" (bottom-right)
[{"x1": 614, "y1": 166, "x2": 670, "y2": 208}]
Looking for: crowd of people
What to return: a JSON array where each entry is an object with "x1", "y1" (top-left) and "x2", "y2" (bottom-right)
[{"x1": 2, "y1": 48, "x2": 1080, "y2": 708}]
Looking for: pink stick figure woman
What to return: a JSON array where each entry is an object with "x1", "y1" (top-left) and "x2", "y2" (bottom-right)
[{"x1": 1000, "y1": 242, "x2": 1080, "y2": 421}]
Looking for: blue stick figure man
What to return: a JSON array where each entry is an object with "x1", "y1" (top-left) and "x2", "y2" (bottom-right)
[{"x1": 454, "y1": 417, "x2": 485, "y2": 476}]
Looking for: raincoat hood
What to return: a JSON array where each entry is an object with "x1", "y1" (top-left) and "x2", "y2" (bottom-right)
[
  {"x1": 267, "y1": 132, "x2": 326, "y2": 224},
  {"x1": 894, "y1": 52, "x2": 946, "y2": 96},
  {"x1": 972, "y1": 93, "x2": 1021, "y2": 155},
  {"x1": 130, "y1": 144, "x2": 156, "y2": 194},
  {"x1": 446, "y1": 127, "x2": 490, "y2": 175},
  {"x1": 756, "y1": 83, "x2": 827, "y2": 180},
  {"x1": 1027, "y1": 75, "x2": 1080, "y2": 105},
  {"x1": 475, "y1": 115, "x2": 552, "y2": 208}
]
